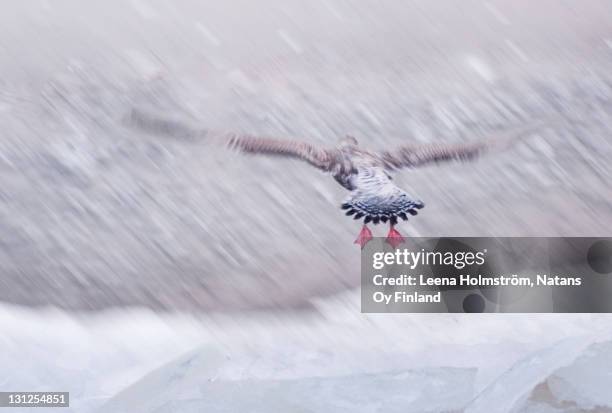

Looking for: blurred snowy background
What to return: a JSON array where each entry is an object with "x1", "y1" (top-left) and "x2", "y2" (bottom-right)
[{"x1": 1, "y1": 0, "x2": 612, "y2": 411}]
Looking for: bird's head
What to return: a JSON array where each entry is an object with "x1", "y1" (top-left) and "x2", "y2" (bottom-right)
[{"x1": 338, "y1": 135, "x2": 359, "y2": 148}]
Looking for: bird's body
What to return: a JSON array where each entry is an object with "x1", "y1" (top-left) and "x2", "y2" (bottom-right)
[
  {"x1": 341, "y1": 166, "x2": 424, "y2": 225},
  {"x1": 127, "y1": 109, "x2": 545, "y2": 248},
  {"x1": 327, "y1": 144, "x2": 425, "y2": 225}
]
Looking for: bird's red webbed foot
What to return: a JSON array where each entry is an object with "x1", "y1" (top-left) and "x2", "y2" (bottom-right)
[
  {"x1": 386, "y1": 224, "x2": 405, "y2": 248},
  {"x1": 354, "y1": 225, "x2": 373, "y2": 249}
]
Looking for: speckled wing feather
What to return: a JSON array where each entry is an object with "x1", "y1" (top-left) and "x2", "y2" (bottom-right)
[
  {"x1": 378, "y1": 120, "x2": 546, "y2": 170},
  {"x1": 127, "y1": 109, "x2": 339, "y2": 172},
  {"x1": 379, "y1": 140, "x2": 491, "y2": 170},
  {"x1": 227, "y1": 134, "x2": 339, "y2": 172}
]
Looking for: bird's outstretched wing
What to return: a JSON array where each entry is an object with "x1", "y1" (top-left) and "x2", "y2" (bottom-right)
[
  {"x1": 126, "y1": 109, "x2": 206, "y2": 141},
  {"x1": 226, "y1": 134, "x2": 338, "y2": 172},
  {"x1": 378, "y1": 120, "x2": 546, "y2": 170},
  {"x1": 125, "y1": 108, "x2": 339, "y2": 172}
]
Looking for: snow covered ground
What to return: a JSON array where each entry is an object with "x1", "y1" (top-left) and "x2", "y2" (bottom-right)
[{"x1": 3, "y1": 293, "x2": 612, "y2": 412}]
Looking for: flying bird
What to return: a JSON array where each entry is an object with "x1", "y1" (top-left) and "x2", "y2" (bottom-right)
[{"x1": 127, "y1": 109, "x2": 545, "y2": 248}]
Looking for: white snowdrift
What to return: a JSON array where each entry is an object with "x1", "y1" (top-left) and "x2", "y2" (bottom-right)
[{"x1": 1, "y1": 290, "x2": 611, "y2": 412}]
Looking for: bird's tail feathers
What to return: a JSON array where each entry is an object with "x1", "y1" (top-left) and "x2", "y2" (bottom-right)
[{"x1": 341, "y1": 198, "x2": 425, "y2": 225}]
